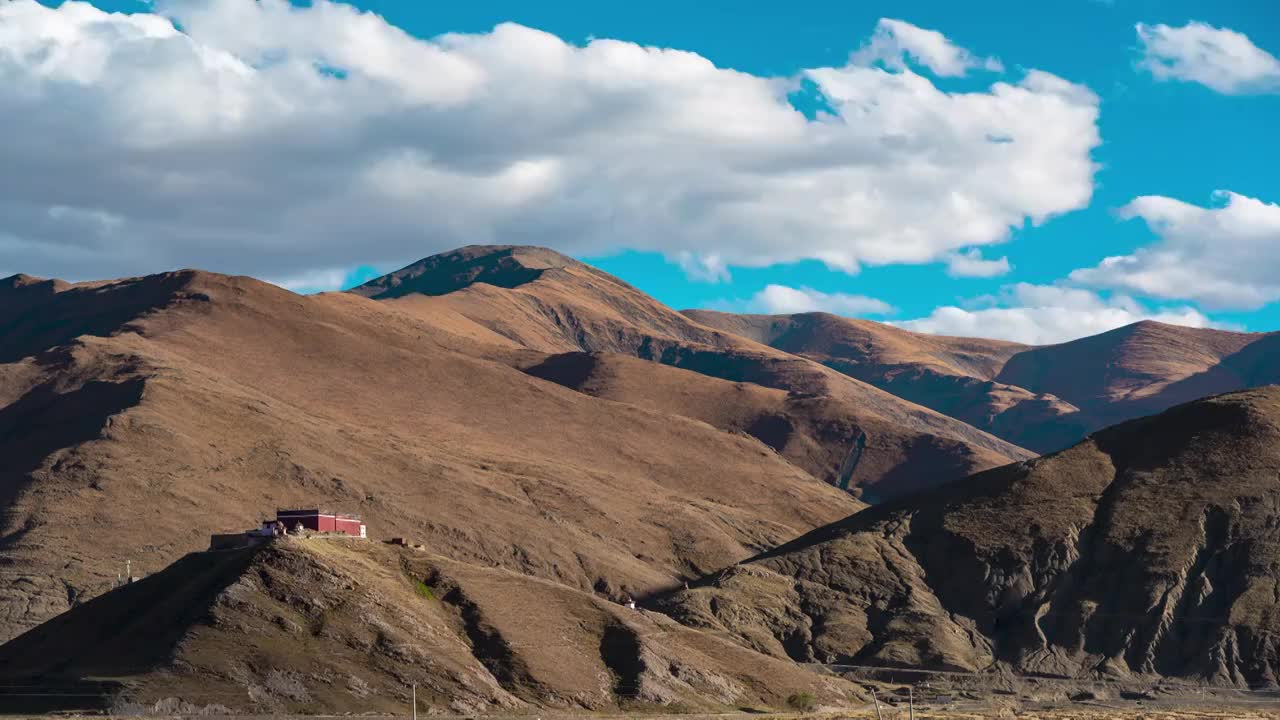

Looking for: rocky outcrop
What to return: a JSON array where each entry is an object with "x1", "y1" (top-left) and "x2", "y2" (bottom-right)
[{"x1": 657, "y1": 387, "x2": 1280, "y2": 687}]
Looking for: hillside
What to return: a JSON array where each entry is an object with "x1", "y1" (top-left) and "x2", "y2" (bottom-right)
[
  {"x1": 0, "y1": 268, "x2": 864, "y2": 643},
  {"x1": 656, "y1": 387, "x2": 1280, "y2": 686},
  {"x1": 681, "y1": 310, "x2": 1024, "y2": 379},
  {"x1": 522, "y1": 352, "x2": 1013, "y2": 501},
  {"x1": 997, "y1": 321, "x2": 1274, "y2": 429},
  {"x1": 688, "y1": 310, "x2": 1277, "y2": 453},
  {"x1": 0, "y1": 538, "x2": 862, "y2": 714},
  {"x1": 685, "y1": 311, "x2": 1084, "y2": 452},
  {"x1": 352, "y1": 247, "x2": 1034, "y2": 493}
]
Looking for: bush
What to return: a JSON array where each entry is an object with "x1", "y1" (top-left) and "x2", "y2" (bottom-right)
[
  {"x1": 414, "y1": 580, "x2": 436, "y2": 600},
  {"x1": 786, "y1": 692, "x2": 816, "y2": 712}
]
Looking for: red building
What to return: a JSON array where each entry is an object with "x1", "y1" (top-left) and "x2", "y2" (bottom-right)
[{"x1": 276, "y1": 509, "x2": 366, "y2": 538}]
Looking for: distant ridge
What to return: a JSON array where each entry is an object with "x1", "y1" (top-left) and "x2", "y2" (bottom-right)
[{"x1": 689, "y1": 308, "x2": 1278, "y2": 453}]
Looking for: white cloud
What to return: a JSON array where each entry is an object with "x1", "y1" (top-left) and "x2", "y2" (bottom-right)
[
  {"x1": 746, "y1": 285, "x2": 894, "y2": 317},
  {"x1": 266, "y1": 267, "x2": 355, "y2": 293},
  {"x1": 944, "y1": 248, "x2": 1011, "y2": 278},
  {"x1": 896, "y1": 283, "x2": 1217, "y2": 345},
  {"x1": 853, "y1": 18, "x2": 1003, "y2": 77},
  {"x1": 1136, "y1": 21, "x2": 1280, "y2": 94},
  {"x1": 1070, "y1": 191, "x2": 1280, "y2": 309},
  {"x1": 675, "y1": 251, "x2": 732, "y2": 283},
  {"x1": 0, "y1": 2, "x2": 1099, "y2": 284}
]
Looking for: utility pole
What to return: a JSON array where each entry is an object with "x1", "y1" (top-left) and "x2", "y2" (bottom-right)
[
  {"x1": 125, "y1": 560, "x2": 132, "y2": 584},
  {"x1": 411, "y1": 682, "x2": 416, "y2": 720},
  {"x1": 871, "y1": 688, "x2": 883, "y2": 720},
  {"x1": 908, "y1": 686, "x2": 914, "y2": 720}
]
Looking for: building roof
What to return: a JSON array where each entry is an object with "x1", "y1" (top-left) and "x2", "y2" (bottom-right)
[{"x1": 276, "y1": 509, "x2": 362, "y2": 520}]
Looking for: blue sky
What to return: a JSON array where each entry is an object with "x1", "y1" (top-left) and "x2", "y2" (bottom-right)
[{"x1": 9, "y1": 0, "x2": 1280, "y2": 343}]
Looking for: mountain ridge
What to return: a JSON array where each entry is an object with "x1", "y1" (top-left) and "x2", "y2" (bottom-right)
[
  {"x1": 686, "y1": 306, "x2": 1276, "y2": 453},
  {"x1": 354, "y1": 247, "x2": 1035, "y2": 498}
]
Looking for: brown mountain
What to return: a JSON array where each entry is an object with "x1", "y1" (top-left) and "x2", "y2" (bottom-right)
[
  {"x1": 352, "y1": 246, "x2": 1033, "y2": 499},
  {"x1": 0, "y1": 538, "x2": 862, "y2": 714},
  {"x1": 657, "y1": 386, "x2": 1280, "y2": 686},
  {"x1": 996, "y1": 320, "x2": 1275, "y2": 429},
  {"x1": 0, "y1": 267, "x2": 864, "y2": 644},
  {"x1": 684, "y1": 311, "x2": 1087, "y2": 452},
  {"x1": 687, "y1": 310, "x2": 1277, "y2": 454}
]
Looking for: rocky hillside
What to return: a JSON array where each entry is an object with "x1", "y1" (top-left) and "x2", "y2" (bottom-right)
[
  {"x1": 0, "y1": 538, "x2": 861, "y2": 714},
  {"x1": 657, "y1": 387, "x2": 1280, "y2": 687},
  {"x1": 688, "y1": 310, "x2": 1277, "y2": 453}
]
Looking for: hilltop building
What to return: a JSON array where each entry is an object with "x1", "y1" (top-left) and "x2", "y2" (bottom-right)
[
  {"x1": 275, "y1": 509, "x2": 366, "y2": 538},
  {"x1": 209, "y1": 508, "x2": 367, "y2": 550}
]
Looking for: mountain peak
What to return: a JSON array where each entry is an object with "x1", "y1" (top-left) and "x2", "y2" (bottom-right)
[
  {"x1": 349, "y1": 245, "x2": 581, "y2": 300},
  {"x1": 0, "y1": 273, "x2": 71, "y2": 294}
]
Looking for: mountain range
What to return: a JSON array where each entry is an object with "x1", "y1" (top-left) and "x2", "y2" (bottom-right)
[{"x1": 1, "y1": 245, "x2": 1278, "y2": 712}]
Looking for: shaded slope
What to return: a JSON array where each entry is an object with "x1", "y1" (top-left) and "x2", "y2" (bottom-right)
[
  {"x1": 689, "y1": 311, "x2": 1280, "y2": 455},
  {"x1": 523, "y1": 352, "x2": 1010, "y2": 501},
  {"x1": 658, "y1": 387, "x2": 1280, "y2": 687},
  {"x1": 353, "y1": 247, "x2": 1033, "y2": 495},
  {"x1": 684, "y1": 311, "x2": 1085, "y2": 453},
  {"x1": 0, "y1": 539, "x2": 862, "y2": 714},
  {"x1": 350, "y1": 245, "x2": 584, "y2": 300},
  {"x1": 997, "y1": 321, "x2": 1271, "y2": 430},
  {"x1": 682, "y1": 310, "x2": 1024, "y2": 379},
  {"x1": 0, "y1": 269, "x2": 862, "y2": 642}
]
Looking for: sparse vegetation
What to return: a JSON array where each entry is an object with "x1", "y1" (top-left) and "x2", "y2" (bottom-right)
[
  {"x1": 786, "y1": 692, "x2": 816, "y2": 712},
  {"x1": 414, "y1": 579, "x2": 436, "y2": 600}
]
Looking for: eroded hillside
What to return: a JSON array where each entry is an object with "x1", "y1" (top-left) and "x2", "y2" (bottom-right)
[{"x1": 658, "y1": 387, "x2": 1280, "y2": 686}]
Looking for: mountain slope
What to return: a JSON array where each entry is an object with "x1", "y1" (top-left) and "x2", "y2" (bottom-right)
[
  {"x1": 997, "y1": 321, "x2": 1272, "y2": 429},
  {"x1": 0, "y1": 538, "x2": 862, "y2": 714},
  {"x1": 351, "y1": 246, "x2": 734, "y2": 353},
  {"x1": 681, "y1": 310, "x2": 1024, "y2": 379},
  {"x1": 682, "y1": 311, "x2": 1090, "y2": 453},
  {"x1": 657, "y1": 387, "x2": 1280, "y2": 686},
  {"x1": 0, "y1": 269, "x2": 862, "y2": 642},
  {"x1": 352, "y1": 247, "x2": 1034, "y2": 495},
  {"x1": 688, "y1": 311, "x2": 1279, "y2": 454},
  {"x1": 522, "y1": 352, "x2": 1013, "y2": 501}
]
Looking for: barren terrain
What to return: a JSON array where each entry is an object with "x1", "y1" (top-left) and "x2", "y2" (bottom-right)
[
  {"x1": 4, "y1": 246, "x2": 1280, "y2": 715},
  {"x1": 659, "y1": 387, "x2": 1280, "y2": 686}
]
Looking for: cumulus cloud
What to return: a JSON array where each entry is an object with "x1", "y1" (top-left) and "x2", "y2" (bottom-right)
[
  {"x1": 896, "y1": 284, "x2": 1216, "y2": 345},
  {"x1": 1070, "y1": 191, "x2": 1280, "y2": 309},
  {"x1": 0, "y1": 1, "x2": 1101, "y2": 284},
  {"x1": 744, "y1": 284, "x2": 894, "y2": 316},
  {"x1": 944, "y1": 248, "x2": 1011, "y2": 278},
  {"x1": 853, "y1": 18, "x2": 1003, "y2": 76},
  {"x1": 1136, "y1": 21, "x2": 1280, "y2": 94}
]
